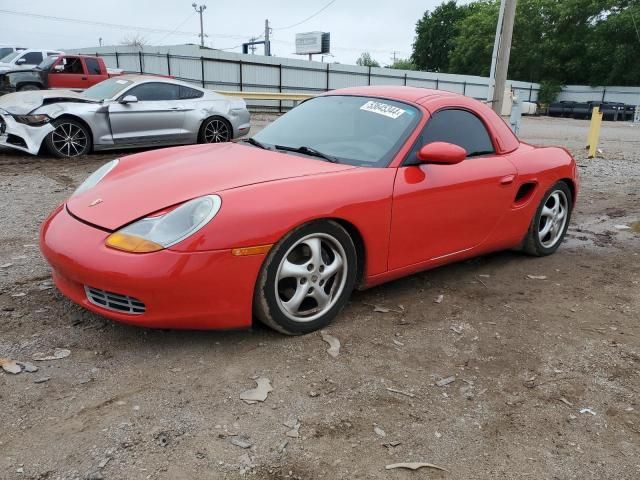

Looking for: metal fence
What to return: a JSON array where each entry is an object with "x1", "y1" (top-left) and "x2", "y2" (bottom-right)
[{"x1": 73, "y1": 45, "x2": 640, "y2": 111}]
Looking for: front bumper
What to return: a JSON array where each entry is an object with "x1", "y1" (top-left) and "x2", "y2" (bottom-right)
[
  {"x1": 0, "y1": 109, "x2": 52, "y2": 154},
  {"x1": 40, "y1": 205, "x2": 265, "y2": 330}
]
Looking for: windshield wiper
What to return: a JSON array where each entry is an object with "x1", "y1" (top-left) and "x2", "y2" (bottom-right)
[
  {"x1": 240, "y1": 137, "x2": 271, "y2": 150},
  {"x1": 274, "y1": 145, "x2": 339, "y2": 163}
]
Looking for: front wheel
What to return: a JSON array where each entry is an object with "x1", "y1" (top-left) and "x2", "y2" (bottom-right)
[
  {"x1": 522, "y1": 181, "x2": 572, "y2": 256},
  {"x1": 198, "y1": 117, "x2": 231, "y2": 143},
  {"x1": 45, "y1": 118, "x2": 92, "y2": 158},
  {"x1": 254, "y1": 221, "x2": 358, "y2": 335}
]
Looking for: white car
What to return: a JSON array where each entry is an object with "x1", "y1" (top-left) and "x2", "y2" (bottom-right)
[
  {"x1": 0, "y1": 45, "x2": 26, "y2": 60},
  {"x1": 0, "y1": 49, "x2": 63, "y2": 72}
]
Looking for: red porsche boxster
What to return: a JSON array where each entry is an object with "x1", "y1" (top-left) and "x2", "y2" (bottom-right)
[{"x1": 40, "y1": 86, "x2": 578, "y2": 335}]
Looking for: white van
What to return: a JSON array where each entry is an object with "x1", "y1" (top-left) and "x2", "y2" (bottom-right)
[{"x1": 0, "y1": 48, "x2": 64, "y2": 72}]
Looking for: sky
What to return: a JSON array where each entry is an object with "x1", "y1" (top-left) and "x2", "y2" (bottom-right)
[{"x1": 0, "y1": 0, "x2": 465, "y2": 65}]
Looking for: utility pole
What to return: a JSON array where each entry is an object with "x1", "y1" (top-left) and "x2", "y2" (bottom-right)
[
  {"x1": 192, "y1": 3, "x2": 207, "y2": 47},
  {"x1": 391, "y1": 50, "x2": 398, "y2": 64},
  {"x1": 490, "y1": 0, "x2": 517, "y2": 115},
  {"x1": 487, "y1": 0, "x2": 506, "y2": 104},
  {"x1": 264, "y1": 19, "x2": 271, "y2": 56},
  {"x1": 248, "y1": 37, "x2": 257, "y2": 54}
]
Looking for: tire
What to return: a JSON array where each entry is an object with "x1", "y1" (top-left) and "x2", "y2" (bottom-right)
[
  {"x1": 45, "y1": 118, "x2": 92, "y2": 158},
  {"x1": 522, "y1": 181, "x2": 572, "y2": 256},
  {"x1": 198, "y1": 116, "x2": 232, "y2": 143},
  {"x1": 18, "y1": 84, "x2": 41, "y2": 92},
  {"x1": 254, "y1": 220, "x2": 358, "y2": 335}
]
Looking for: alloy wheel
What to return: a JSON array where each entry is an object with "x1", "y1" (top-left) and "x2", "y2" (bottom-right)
[
  {"x1": 274, "y1": 233, "x2": 348, "y2": 323},
  {"x1": 538, "y1": 190, "x2": 568, "y2": 248},
  {"x1": 51, "y1": 122, "x2": 88, "y2": 157},
  {"x1": 203, "y1": 119, "x2": 230, "y2": 143}
]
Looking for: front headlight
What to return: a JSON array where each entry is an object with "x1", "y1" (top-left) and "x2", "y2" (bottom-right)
[
  {"x1": 105, "y1": 195, "x2": 222, "y2": 253},
  {"x1": 74, "y1": 159, "x2": 119, "y2": 195},
  {"x1": 13, "y1": 114, "x2": 51, "y2": 126}
]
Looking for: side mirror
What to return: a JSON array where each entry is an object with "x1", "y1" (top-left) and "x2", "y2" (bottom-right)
[
  {"x1": 120, "y1": 95, "x2": 138, "y2": 104},
  {"x1": 417, "y1": 142, "x2": 466, "y2": 165},
  {"x1": 53, "y1": 64, "x2": 64, "y2": 72},
  {"x1": 16, "y1": 58, "x2": 26, "y2": 65}
]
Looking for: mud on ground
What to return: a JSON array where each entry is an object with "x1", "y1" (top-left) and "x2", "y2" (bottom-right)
[{"x1": 0, "y1": 116, "x2": 638, "y2": 480}]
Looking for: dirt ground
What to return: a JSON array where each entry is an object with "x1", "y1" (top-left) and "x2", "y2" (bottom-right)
[{"x1": 0, "y1": 115, "x2": 638, "y2": 480}]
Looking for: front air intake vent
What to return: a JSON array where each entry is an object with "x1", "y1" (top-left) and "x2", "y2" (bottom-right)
[{"x1": 84, "y1": 286, "x2": 146, "y2": 314}]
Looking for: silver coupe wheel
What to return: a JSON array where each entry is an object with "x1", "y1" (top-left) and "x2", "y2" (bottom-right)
[
  {"x1": 203, "y1": 118, "x2": 230, "y2": 143},
  {"x1": 51, "y1": 122, "x2": 88, "y2": 157},
  {"x1": 538, "y1": 189, "x2": 568, "y2": 248},
  {"x1": 275, "y1": 233, "x2": 348, "y2": 323}
]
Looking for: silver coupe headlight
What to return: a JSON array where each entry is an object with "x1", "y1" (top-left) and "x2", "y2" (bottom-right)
[
  {"x1": 105, "y1": 195, "x2": 222, "y2": 253},
  {"x1": 74, "y1": 159, "x2": 119, "y2": 195}
]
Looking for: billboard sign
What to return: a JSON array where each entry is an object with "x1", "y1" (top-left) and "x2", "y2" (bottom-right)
[{"x1": 295, "y1": 31, "x2": 330, "y2": 55}]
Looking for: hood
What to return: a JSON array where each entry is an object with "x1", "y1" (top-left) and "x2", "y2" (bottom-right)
[
  {"x1": 0, "y1": 67, "x2": 37, "y2": 76},
  {"x1": 0, "y1": 89, "x2": 97, "y2": 115},
  {"x1": 0, "y1": 63, "x2": 31, "y2": 72},
  {"x1": 67, "y1": 143, "x2": 356, "y2": 230}
]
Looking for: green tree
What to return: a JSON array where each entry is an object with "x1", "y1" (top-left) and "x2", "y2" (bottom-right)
[
  {"x1": 412, "y1": 0, "x2": 472, "y2": 71},
  {"x1": 388, "y1": 58, "x2": 417, "y2": 70},
  {"x1": 356, "y1": 52, "x2": 380, "y2": 67},
  {"x1": 447, "y1": 0, "x2": 497, "y2": 77},
  {"x1": 413, "y1": 0, "x2": 640, "y2": 86}
]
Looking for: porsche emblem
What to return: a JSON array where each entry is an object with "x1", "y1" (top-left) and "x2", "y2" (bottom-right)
[{"x1": 89, "y1": 198, "x2": 103, "y2": 207}]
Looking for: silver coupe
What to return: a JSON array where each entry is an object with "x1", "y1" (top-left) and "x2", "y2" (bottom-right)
[{"x1": 0, "y1": 75, "x2": 251, "y2": 158}]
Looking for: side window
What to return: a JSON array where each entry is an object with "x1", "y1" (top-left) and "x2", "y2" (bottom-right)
[
  {"x1": 47, "y1": 52, "x2": 59, "y2": 57},
  {"x1": 22, "y1": 51, "x2": 44, "y2": 65},
  {"x1": 85, "y1": 57, "x2": 101, "y2": 75},
  {"x1": 125, "y1": 82, "x2": 180, "y2": 101},
  {"x1": 179, "y1": 85, "x2": 204, "y2": 99},
  {"x1": 407, "y1": 109, "x2": 495, "y2": 163},
  {"x1": 60, "y1": 57, "x2": 83, "y2": 74}
]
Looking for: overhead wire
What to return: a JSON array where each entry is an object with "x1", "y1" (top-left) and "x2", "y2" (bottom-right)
[
  {"x1": 272, "y1": 0, "x2": 337, "y2": 30},
  {"x1": 155, "y1": 12, "x2": 197, "y2": 44}
]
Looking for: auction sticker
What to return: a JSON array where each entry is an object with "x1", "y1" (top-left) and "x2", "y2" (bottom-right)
[{"x1": 360, "y1": 100, "x2": 405, "y2": 119}]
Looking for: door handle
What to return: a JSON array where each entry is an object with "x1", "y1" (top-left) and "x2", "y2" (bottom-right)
[
  {"x1": 500, "y1": 174, "x2": 516, "y2": 185},
  {"x1": 81, "y1": 76, "x2": 87, "y2": 80}
]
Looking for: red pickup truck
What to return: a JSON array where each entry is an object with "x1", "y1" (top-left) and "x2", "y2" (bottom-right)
[{"x1": 0, "y1": 55, "x2": 122, "y2": 94}]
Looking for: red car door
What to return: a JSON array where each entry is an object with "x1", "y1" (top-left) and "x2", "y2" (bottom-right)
[
  {"x1": 388, "y1": 108, "x2": 518, "y2": 270},
  {"x1": 83, "y1": 57, "x2": 109, "y2": 87},
  {"x1": 48, "y1": 56, "x2": 90, "y2": 89}
]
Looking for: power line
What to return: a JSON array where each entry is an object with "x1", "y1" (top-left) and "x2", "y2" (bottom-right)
[
  {"x1": 0, "y1": 8, "x2": 249, "y2": 40},
  {"x1": 273, "y1": 0, "x2": 337, "y2": 30},
  {"x1": 155, "y1": 12, "x2": 196, "y2": 44}
]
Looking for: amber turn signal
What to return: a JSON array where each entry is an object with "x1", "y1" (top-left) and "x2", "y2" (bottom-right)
[
  {"x1": 105, "y1": 232, "x2": 164, "y2": 253},
  {"x1": 231, "y1": 244, "x2": 273, "y2": 256}
]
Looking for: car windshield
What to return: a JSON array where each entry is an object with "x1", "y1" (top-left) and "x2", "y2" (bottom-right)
[
  {"x1": 253, "y1": 95, "x2": 421, "y2": 167},
  {"x1": 37, "y1": 56, "x2": 58, "y2": 70},
  {"x1": 0, "y1": 48, "x2": 14, "y2": 59},
  {"x1": 83, "y1": 78, "x2": 134, "y2": 101},
  {"x1": 0, "y1": 51, "x2": 20, "y2": 63}
]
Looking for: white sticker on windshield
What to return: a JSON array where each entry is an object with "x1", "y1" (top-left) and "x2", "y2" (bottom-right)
[
  {"x1": 360, "y1": 100, "x2": 406, "y2": 119},
  {"x1": 115, "y1": 80, "x2": 128, "y2": 84}
]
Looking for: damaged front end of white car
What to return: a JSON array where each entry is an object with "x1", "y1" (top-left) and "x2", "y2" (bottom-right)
[{"x1": 0, "y1": 109, "x2": 54, "y2": 154}]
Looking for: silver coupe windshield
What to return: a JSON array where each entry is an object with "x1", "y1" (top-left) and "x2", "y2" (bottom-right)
[
  {"x1": 83, "y1": 78, "x2": 133, "y2": 101},
  {"x1": 253, "y1": 95, "x2": 420, "y2": 167}
]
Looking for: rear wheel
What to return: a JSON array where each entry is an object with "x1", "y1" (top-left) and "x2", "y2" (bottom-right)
[
  {"x1": 523, "y1": 181, "x2": 572, "y2": 256},
  {"x1": 198, "y1": 117, "x2": 231, "y2": 143},
  {"x1": 254, "y1": 221, "x2": 357, "y2": 335},
  {"x1": 45, "y1": 118, "x2": 92, "y2": 158}
]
